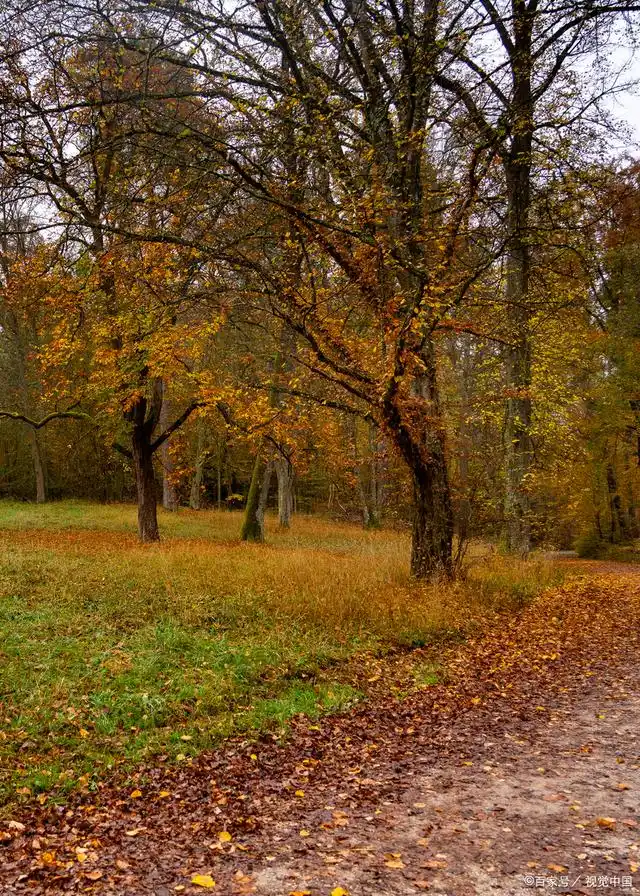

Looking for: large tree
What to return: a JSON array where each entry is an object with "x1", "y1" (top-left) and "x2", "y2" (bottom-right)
[
  {"x1": 0, "y1": 31, "x2": 228, "y2": 539},
  {"x1": 98, "y1": 0, "x2": 500, "y2": 578},
  {"x1": 435, "y1": 0, "x2": 640, "y2": 553}
]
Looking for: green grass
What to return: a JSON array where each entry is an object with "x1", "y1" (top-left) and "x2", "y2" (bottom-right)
[{"x1": 0, "y1": 500, "x2": 561, "y2": 811}]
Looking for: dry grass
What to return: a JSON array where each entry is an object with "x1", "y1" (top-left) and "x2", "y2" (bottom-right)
[{"x1": 0, "y1": 500, "x2": 562, "y2": 808}]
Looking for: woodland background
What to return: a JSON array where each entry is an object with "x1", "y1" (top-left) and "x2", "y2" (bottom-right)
[{"x1": 0, "y1": 0, "x2": 639, "y2": 574}]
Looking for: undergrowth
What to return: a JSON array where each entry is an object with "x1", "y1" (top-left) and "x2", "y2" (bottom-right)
[{"x1": 0, "y1": 500, "x2": 561, "y2": 811}]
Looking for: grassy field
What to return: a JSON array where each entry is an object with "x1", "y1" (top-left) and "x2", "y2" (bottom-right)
[{"x1": 0, "y1": 500, "x2": 561, "y2": 811}]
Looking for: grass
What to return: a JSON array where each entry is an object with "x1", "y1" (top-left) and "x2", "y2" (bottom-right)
[{"x1": 0, "y1": 500, "x2": 562, "y2": 811}]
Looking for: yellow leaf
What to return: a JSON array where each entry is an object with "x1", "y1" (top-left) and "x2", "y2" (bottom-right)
[
  {"x1": 547, "y1": 864, "x2": 567, "y2": 873},
  {"x1": 299, "y1": 830, "x2": 310, "y2": 837},
  {"x1": 191, "y1": 874, "x2": 216, "y2": 888},
  {"x1": 218, "y1": 831, "x2": 232, "y2": 843},
  {"x1": 130, "y1": 789, "x2": 142, "y2": 799},
  {"x1": 79, "y1": 729, "x2": 89, "y2": 738},
  {"x1": 385, "y1": 859, "x2": 405, "y2": 869},
  {"x1": 331, "y1": 889, "x2": 349, "y2": 896},
  {"x1": 295, "y1": 789, "x2": 305, "y2": 797},
  {"x1": 159, "y1": 791, "x2": 171, "y2": 798},
  {"x1": 595, "y1": 817, "x2": 616, "y2": 829}
]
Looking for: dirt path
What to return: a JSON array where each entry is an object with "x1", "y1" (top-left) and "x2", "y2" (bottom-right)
[
  {"x1": 251, "y1": 667, "x2": 640, "y2": 896},
  {"x1": 1, "y1": 568, "x2": 639, "y2": 896}
]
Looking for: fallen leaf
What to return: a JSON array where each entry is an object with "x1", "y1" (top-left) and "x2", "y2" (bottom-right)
[
  {"x1": 84, "y1": 870, "x2": 103, "y2": 881},
  {"x1": 331, "y1": 889, "x2": 349, "y2": 896},
  {"x1": 191, "y1": 873, "x2": 216, "y2": 888},
  {"x1": 299, "y1": 830, "x2": 310, "y2": 837},
  {"x1": 384, "y1": 859, "x2": 405, "y2": 869},
  {"x1": 595, "y1": 817, "x2": 616, "y2": 829},
  {"x1": 295, "y1": 790, "x2": 305, "y2": 797},
  {"x1": 218, "y1": 831, "x2": 232, "y2": 843},
  {"x1": 547, "y1": 864, "x2": 567, "y2": 873},
  {"x1": 130, "y1": 789, "x2": 142, "y2": 799}
]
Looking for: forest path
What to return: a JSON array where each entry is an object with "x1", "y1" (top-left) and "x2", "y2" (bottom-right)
[{"x1": 1, "y1": 565, "x2": 639, "y2": 896}]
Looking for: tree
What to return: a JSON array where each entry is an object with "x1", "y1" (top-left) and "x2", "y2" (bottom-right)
[
  {"x1": 0, "y1": 29, "x2": 228, "y2": 539},
  {"x1": 435, "y1": 0, "x2": 640, "y2": 553},
  {"x1": 93, "y1": 0, "x2": 503, "y2": 578}
]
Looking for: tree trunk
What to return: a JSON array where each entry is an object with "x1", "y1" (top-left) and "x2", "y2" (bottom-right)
[
  {"x1": 274, "y1": 457, "x2": 294, "y2": 528},
  {"x1": 383, "y1": 346, "x2": 454, "y2": 580},
  {"x1": 257, "y1": 459, "x2": 274, "y2": 534},
  {"x1": 189, "y1": 421, "x2": 207, "y2": 510},
  {"x1": 241, "y1": 453, "x2": 267, "y2": 542},
  {"x1": 367, "y1": 423, "x2": 384, "y2": 528},
  {"x1": 160, "y1": 383, "x2": 179, "y2": 511},
  {"x1": 410, "y1": 454, "x2": 454, "y2": 580},
  {"x1": 29, "y1": 429, "x2": 47, "y2": 504},
  {"x1": 503, "y1": 145, "x2": 533, "y2": 556},
  {"x1": 132, "y1": 421, "x2": 160, "y2": 543},
  {"x1": 606, "y1": 462, "x2": 628, "y2": 543}
]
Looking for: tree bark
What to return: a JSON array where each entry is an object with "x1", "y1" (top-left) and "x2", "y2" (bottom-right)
[
  {"x1": 132, "y1": 417, "x2": 160, "y2": 542},
  {"x1": 503, "y1": 145, "x2": 534, "y2": 556},
  {"x1": 274, "y1": 456, "x2": 294, "y2": 528},
  {"x1": 241, "y1": 453, "x2": 266, "y2": 542},
  {"x1": 383, "y1": 346, "x2": 454, "y2": 580},
  {"x1": 410, "y1": 453, "x2": 453, "y2": 580},
  {"x1": 606, "y1": 462, "x2": 628, "y2": 543},
  {"x1": 29, "y1": 428, "x2": 47, "y2": 504},
  {"x1": 189, "y1": 451, "x2": 205, "y2": 510}
]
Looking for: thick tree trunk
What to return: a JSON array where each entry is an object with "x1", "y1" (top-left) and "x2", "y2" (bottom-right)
[
  {"x1": 410, "y1": 453, "x2": 454, "y2": 580},
  {"x1": 132, "y1": 422, "x2": 160, "y2": 543},
  {"x1": 241, "y1": 454, "x2": 267, "y2": 542},
  {"x1": 384, "y1": 346, "x2": 454, "y2": 580},
  {"x1": 274, "y1": 457, "x2": 294, "y2": 528},
  {"x1": 257, "y1": 459, "x2": 274, "y2": 534},
  {"x1": 29, "y1": 429, "x2": 47, "y2": 504}
]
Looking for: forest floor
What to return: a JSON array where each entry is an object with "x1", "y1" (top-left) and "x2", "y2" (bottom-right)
[{"x1": 0, "y1": 555, "x2": 639, "y2": 896}]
